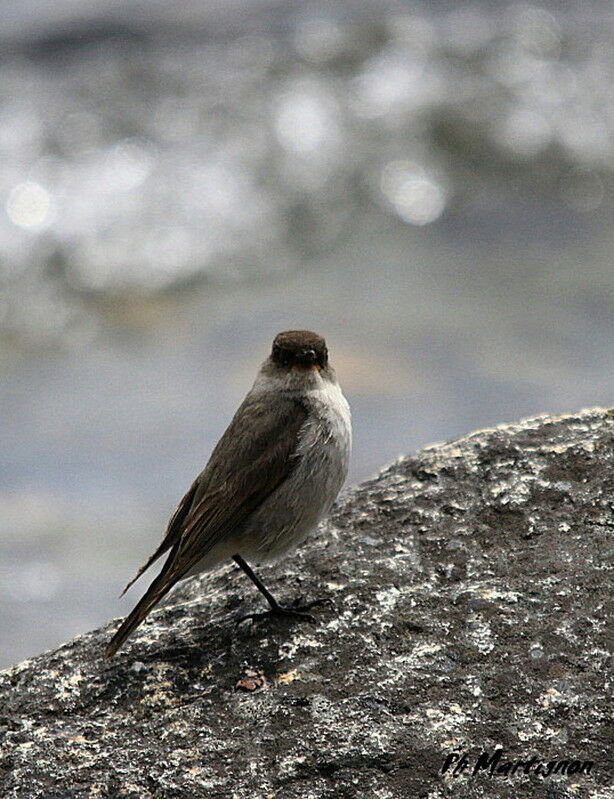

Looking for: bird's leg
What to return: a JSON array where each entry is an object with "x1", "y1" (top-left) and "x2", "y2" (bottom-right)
[{"x1": 233, "y1": 555, "x2": 332, "y2": 624}]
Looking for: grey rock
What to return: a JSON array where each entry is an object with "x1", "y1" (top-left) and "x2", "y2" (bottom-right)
[{"x1": 1, "y1": 408, "x2": 612, "y2": 798}]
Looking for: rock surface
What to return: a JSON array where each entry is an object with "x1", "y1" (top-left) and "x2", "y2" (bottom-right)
[{"x1": 1, "y1": 408, "x2": 612, "y2": 799}]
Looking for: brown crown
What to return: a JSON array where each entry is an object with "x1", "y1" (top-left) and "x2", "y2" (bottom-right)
[{"x1": 271, "y1": 330, "x2": 328, "y2": 368}]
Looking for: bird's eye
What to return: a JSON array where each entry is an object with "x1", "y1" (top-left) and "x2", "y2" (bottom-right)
[{"x1": 273, "y1": 344, "x2": 291, "y2": 365}]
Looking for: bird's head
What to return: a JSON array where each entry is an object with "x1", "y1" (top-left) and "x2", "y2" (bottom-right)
[{"x1": 270, "y1": 330, "x2": 328, "y2": 371}]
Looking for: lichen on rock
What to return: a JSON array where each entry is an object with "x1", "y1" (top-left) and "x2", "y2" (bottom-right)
[{"x1": 1, "y1": 408, "x2": 612, "y2": 798}]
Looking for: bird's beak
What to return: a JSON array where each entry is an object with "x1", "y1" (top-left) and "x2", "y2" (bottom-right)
[{"x1": 301, "y1": 348, "x2": 317, "y2": 365}]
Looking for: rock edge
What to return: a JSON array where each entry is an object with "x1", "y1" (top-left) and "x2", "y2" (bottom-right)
[{"x1": 1, "y1": 408, "x2": 612, "y2": 799}]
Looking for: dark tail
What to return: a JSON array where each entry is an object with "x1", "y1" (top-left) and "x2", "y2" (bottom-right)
[
  {"x1": 120, "y1": 477, "x2": 201, "y2": 597},
  {"x1": 106, "y1": 566, "x2": 180, "y2": 658},
  {"x1": 120, "y1": 538, "x2": 173, "y2": 597}
]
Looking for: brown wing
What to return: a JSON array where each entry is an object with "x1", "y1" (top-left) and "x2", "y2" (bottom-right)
[{"x1": 106, "y1": 393, "x2": 308, "y2": 657}]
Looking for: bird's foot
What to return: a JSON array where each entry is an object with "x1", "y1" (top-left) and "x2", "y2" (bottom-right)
[{"x1": 237, "y1": 597, "x2": 333, "y2": 626}]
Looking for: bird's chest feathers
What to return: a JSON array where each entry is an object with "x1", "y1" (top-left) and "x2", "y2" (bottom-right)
[
  {"x1": 239, "y1": 379, "x2": 351, "y2": 560},
  {"x1": 296, "y1": 382, "x2": 352, "y2": 476}
]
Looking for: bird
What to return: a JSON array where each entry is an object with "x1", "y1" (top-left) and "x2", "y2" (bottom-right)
[{"x1": 106, "y1": 330, "x2": 351, "y2": 657}]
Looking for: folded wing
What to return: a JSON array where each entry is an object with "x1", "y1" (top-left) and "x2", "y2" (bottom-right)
[{"x1": 106, "y1": 394, "x2": 308, "y2": 657}]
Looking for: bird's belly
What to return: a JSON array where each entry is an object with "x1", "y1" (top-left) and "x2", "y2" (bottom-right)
[
  {"x1": 237, "y1": 408, "x2": 350, "y2": 563},
  {"x1": 185, "y1": 383, "x2": 351, "y2": 575}
]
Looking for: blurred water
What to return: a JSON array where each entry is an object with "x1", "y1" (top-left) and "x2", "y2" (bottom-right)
[{"x1": 1, "y1": 0, "x2": 613, "y2": 667}]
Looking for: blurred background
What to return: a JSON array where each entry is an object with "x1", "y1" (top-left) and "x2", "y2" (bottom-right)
[{"x1": 1, "y1": 0, "x2": 613, "y2": 668}]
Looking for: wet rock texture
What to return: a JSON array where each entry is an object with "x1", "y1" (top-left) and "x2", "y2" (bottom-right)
[{"x1": 1, "y1": 408, "x2": 612, "y2": 799}]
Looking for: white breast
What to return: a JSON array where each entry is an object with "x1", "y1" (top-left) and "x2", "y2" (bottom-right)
[
  {"x1": 305, "y1": 379, "x2": 352, "y2": 467},
  {"x1": 237, "y1": 376, "x2": 351, "y2": 563},
  {"x1": 289, "y1": 377, "x2": 352, "y2": 525}
]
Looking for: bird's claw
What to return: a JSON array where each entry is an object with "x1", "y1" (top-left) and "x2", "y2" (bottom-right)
[{"x1": 236, "y1": 597, "x2": 333, "y2": 626}]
